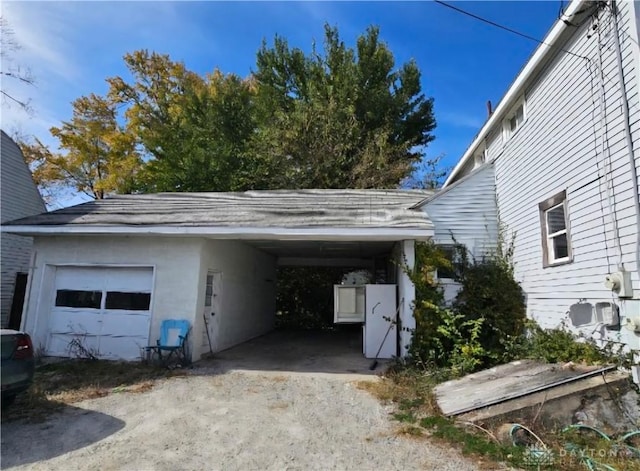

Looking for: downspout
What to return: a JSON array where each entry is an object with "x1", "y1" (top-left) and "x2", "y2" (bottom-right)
[{"x1": 611, "y1": 1, "x2": 640, "y2": 283}]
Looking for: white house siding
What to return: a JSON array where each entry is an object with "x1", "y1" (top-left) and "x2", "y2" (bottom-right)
[
  {"x1": 419, "y1": 164, "x2": 498, "y2": 304},
  {"x1": 0, "y1": 131, "x2": 46, "y2": 327},
  {"x1": 22, "y1": 236, "x2": 203, "y2": 357},
  {"x1": 193, "y1": 239, "x2": 277, "y2": 360},
  {"x1": 421, "y1": 164, "x2": 498, "y2": 258},
  {"x1": 485, "y1": 2, "x2": 640, "y2": 346}
]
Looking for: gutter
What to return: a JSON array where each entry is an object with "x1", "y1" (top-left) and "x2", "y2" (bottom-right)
[
  {"x1": 0, "y1": 224, "x2": 435, "y2": 241},
  {"x1": 443, "y1": 0, "x2": 589, "y2": 187}
]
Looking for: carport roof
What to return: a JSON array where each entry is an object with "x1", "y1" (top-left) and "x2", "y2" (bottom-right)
[{"x1": 2, "y1": 189, "x2": 435, "y2": 240}]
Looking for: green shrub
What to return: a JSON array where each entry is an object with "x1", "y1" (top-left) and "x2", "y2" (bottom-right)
[
  {"x1": 452, "y1": 251, "x2": 526, "y2": 367},
  {"x1": 408, "y1": 240, "x2": 526, "y2": 375},
  {"x1": 511, "y1": 320, "x2": 627, "y2": 366}
]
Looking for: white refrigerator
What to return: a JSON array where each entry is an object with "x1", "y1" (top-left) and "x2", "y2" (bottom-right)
[{"x1": 363, "y1": 284, "x2": 397, "y2": 359}]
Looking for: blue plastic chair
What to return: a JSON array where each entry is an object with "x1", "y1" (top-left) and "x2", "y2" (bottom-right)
[{"x1": 146, "y1": 319, "x2": 191, "y2": 367}]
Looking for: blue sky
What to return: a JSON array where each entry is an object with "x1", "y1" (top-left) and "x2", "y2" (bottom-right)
[{"x1": 2, "y1": 1, "x2": 562, "y2": 206}]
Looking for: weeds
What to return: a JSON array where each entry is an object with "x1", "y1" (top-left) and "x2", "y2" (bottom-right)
[{"x1": 361, "y1": 366, "x2": 640, "y2": 471}]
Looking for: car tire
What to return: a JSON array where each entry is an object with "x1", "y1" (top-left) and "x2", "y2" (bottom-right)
[{"x1": 1, "y1": 395, "x2": 16, "y2": 409}]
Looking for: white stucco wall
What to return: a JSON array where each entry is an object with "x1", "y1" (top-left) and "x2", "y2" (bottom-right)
[
  {"x1": 22, "y1": 236, "x2": 203, "y2": 356},
  {"x1": 192, "y1": 239, "x2": 277, "y2": 360}
]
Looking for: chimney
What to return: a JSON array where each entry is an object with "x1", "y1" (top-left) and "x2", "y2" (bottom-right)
[{"x1": 486, "y1": 100, "x2": 493, "y2": 117}]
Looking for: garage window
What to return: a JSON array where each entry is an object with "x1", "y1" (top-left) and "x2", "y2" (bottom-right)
[
  {"x1": 105, "y1": 292, "x2": 151, "y2": 311},
  {"x1": 55, "y1": 290, "x2": 102, "y2": 309}
]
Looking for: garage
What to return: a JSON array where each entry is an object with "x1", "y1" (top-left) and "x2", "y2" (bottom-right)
[
  {"x1": 47, "y1": 266, "x2": 154, "y2": 360},
  {"x1": 5, "y1": 189, "x2": 433, "y2": 363}
]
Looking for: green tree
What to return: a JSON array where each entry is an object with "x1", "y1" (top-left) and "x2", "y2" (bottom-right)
[
  {"x1": 107, "y1": 51, "x2": 257, "y2": 192},
  {"x1": 251, "y1": 24, "x2": 437, "y2": 189}
]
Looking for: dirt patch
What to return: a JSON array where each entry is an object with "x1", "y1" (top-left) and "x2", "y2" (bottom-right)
[
  {"x1": 1, "y1": 368, "x2": 479, "y2": 470},
  {"x1": 2, "y1": 359, "x2": 177, "y2": 422}
]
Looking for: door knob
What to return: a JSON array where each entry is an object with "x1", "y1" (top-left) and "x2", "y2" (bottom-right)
[{"x1": 211, "y1": 312, "x2": 215, "y2": 316}]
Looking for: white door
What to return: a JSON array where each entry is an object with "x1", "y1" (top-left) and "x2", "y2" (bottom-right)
[
  {"x1": 48, "y1": 266, "x2": 153, "y2": 360},
  {"x1": 202, "y1": 271, "x2": 222, "y2": 353},
  {"x1": 364, "y1": 284, "x2": 397, "y2": 359}
]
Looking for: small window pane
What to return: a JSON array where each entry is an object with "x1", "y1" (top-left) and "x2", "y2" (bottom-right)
[
  {"x1": 546, "y1": 205, "x2": 566, "y2": 234},
  {"x1": 206, "y1": 275, "x2": 214, "y2": 285},
  {"x1": 510, "y1": 116, "x2": 518, "y2": 132},
  {"x1": 105, "y1": 292, "x2": 151, "y2": 311},
  {"x1": 55, "y1": 290, "x2": 102, "y2": 309},
  {"x1": 515, "y1": 105, "x2": 524, "y2": 123},
  {"x1": 552, "y1": 233, "x2": 569, "y2": 260}
]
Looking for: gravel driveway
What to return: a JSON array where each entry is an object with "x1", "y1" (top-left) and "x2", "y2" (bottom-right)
[{"x1": 1, "y1": 368, "x2": 478, "y2": 471}]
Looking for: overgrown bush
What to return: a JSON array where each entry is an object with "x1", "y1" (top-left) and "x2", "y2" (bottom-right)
[
  {"x1": 506, "y1": 320, "x2": 630, "y2": 366},
  {"x1": 407, "y1": 239, "x2": 632, "y2": 376},
  {"x1": 408, "y1": 240, "x2": 526, "y2": 375},
  {"x1": 452, "y1": 249, "x2": 526, "y2": 366}
]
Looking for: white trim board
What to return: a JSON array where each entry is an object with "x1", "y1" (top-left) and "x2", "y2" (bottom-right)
[{"x1": 1, "y1": 225, "x2": 434, "y2": 241}]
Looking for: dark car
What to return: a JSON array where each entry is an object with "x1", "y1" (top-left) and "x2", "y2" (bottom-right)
[{"x1": 1, "y1": 329, "x2": 35, "y2": 407}]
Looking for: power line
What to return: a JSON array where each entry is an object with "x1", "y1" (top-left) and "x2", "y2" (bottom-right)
[{"x1": 433, "y1": 0, "x2": 590, "y2": 60}]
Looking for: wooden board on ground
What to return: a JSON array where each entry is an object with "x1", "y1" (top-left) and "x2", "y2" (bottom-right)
[{"x1": 434, "y1": 360, "x2": 612, "y2": 416}]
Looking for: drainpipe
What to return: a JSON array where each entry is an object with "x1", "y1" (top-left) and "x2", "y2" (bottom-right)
[{"x1": 611, "y1": 1, "x2": 640, "y2": 285}]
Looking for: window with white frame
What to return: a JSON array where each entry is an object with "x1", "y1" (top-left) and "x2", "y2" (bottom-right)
[
  {"x1": 539, "y1": 190, "x2": 572, "y2": 267},
  {"x1": 473, "y1": 148, "x2": 487, "y2": 168},
  {"x1": 503, "y1": 97, "x2": 526, "y2": 141}
]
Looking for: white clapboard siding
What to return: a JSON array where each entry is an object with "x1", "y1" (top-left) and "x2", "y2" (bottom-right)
[
  {"x1": 0, "y1": 131, "x2": 46, "y2": 327},
  {"x1": 484, "y1": 2, "x2": 640, "y2": 330},
  {"x1": 418, "y1": 164, "x2": 498, "y2": 259}
]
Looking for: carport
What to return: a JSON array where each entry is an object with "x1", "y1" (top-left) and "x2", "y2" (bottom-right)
[{"x1": 2, "y1": 189, "x2": 433, "y2": 363}]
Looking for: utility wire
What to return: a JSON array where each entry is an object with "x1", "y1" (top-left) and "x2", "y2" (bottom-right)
[{"x1": 433, "y1": 0, "x2": 590, "y2": 60}]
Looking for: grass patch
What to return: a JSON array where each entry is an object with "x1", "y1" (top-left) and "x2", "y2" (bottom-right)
[
  {"x1": 3, "y1": 359, "x2": 179, "y2": 422},
  {"x1": 358, "y1": 365, "x2": 640, "y2": 471}
]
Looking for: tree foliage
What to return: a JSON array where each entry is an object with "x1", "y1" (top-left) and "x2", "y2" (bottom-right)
[
  {"x1": 251, "y1": 25, "x2": 436, "y2": 188},
  {"x1": 19, "y1": 94, "x2": 141, "y2": 199},
  {"x1": 107, "y1": 51, "x2": 258, "y2": 192},
  {"x1": 26, "y1": 24, "x2": 439, "y2": 201}
]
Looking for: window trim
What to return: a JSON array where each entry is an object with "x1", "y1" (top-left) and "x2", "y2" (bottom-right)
[
  {"x1": 502, "y1": 96, "x2": 527, "y2": 142},
  {"x1": 539, "y1": 190, "x2": 573, "y2": 267},
  {"x1": 473, "y1": 146, "x2": 487, "y2": 168}
]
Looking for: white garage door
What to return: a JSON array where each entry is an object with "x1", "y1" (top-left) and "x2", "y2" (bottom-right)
[{"x1": 47, "y1": 266, "x2": 153, "y2": 360}]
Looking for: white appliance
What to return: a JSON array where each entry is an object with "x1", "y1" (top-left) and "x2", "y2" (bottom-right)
[
  {"x1": 334, "y1": 285, "x2": 366, "y2": 323},
  {"x1": 334, "y1": 283, "x2": 398, "y2": 359},
  {"x1": 362, "y1": 284, "x2": 397, "y2": 359}
]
